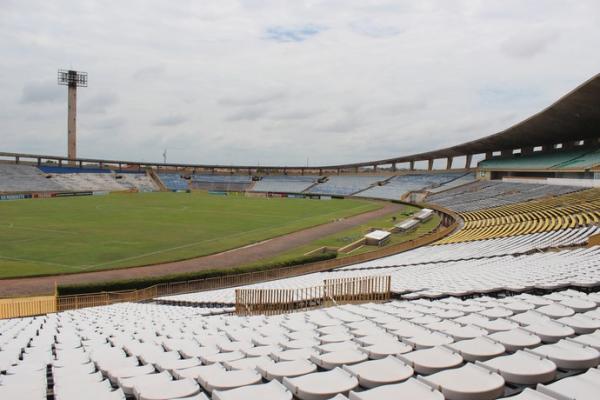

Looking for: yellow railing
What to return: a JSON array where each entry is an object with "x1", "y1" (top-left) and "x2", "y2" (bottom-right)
[{"x1": 0, "y1": 296, "x2": 57, "y2": 319}]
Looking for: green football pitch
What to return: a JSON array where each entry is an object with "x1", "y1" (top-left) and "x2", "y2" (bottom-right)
[{"x1": 0, "y1": 192, "x2": 380, "y2": 278}]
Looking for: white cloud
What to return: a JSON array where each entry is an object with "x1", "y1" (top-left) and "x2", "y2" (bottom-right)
[{"x1": 1, "y1": 0, "x2": 600, "y2": 165}]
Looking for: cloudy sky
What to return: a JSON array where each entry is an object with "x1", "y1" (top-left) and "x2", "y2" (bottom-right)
[{"x1": 2, "y1": 0, "x2": 600, "y2": 166}]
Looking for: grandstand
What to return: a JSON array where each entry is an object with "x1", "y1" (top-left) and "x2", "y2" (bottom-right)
[
  {"x1": 356, "y1": 172, "x2": 471, "y2": 200},
  {"x1": 159, "y1": 174, "x2": 189, "y2": 191},
  {"x1": 426, "y1": 181, "x2": 583, "y2": 213},
  {"x1": 2, "y1": 74, "x2": 600, "y2": 400},
  {"x1": 251, "y1": 175, "x2": 318, "y2": 194},
  {"x1": 189, "y1": 175, "x2": 252, "y2": 192},
  {"x1": 307, "y1": 176, "x2": 386, "y2": 196}
]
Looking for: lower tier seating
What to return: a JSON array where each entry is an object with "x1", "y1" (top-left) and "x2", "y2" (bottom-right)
[{"x1": 3, "y1": 291, "x2": 600, "y2": 399}]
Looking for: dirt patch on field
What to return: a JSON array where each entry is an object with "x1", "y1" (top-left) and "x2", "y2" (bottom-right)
[{"x1": 0, "y1": 202, "x2": 403, "y2": 297}]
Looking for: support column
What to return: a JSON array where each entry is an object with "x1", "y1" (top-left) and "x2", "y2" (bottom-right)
[
  {"x1": 392, "y1": 163, "x2": 396, "y2": 172},
  {"x1": 409, "y1": 160, "x2": 415, "y2": 171},
  {"x1": 501, "y1": 149, "x2": 512, "y2": 157},
  {"x1": 428, "y1": 159, "x2": 434, "y2": 171},
  {"x1": 67, "y1": 85, "x2": 77, "y2": 161},
  {"x1": 485, "y1": 152, "x2": 493, "y2": 160},
  {"x1": 373, "y1": 164, "x2": 378, "y2": 172},
  {"x1": 465, "y1": 154, "x2": 472, "y2": 169},
  {"x1": 446, "y1": 157, "x2": 453, "y2": 170}
]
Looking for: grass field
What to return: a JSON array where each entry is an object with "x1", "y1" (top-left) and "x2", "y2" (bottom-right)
[
  {"x1": 241, "y1": 207, "x2": 441, "y2": 266},
  {"x1": 0, "y1": 192, "x2": 380, "y2": 278}
]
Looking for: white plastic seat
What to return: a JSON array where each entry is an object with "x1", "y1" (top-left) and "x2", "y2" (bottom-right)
[
  {"x1": 536, "y1": 304, "x2": 575, "y2": 318},
  {"x1": 172, "y1": 363, "x2": 225, "y2": 380},
  {"x1": 258, "y1": 359, "x2": 317, "y2": 381},
  {"x1": 282, "y1": 367, "x2": 359, "y2": 400},
  {"x1": 271, "y1": 348, "x2": 319, "y2": 362},
  {"x1": 557, "y1": 315, "x2": 600, "y2": 334},
  {"x1": 212, "y1": 379, "x2": 292, "y2": 400},
  {"x1": 448, "y1": 336, "x2": 506, "y2": 362},
  {"x1": 107, "y1": 364, "x2": 155, "y2": 385},
  {"x1": 487, "y1": 329, "x2": 541, "y2": 351},
  {"x1": 310, "y1": 349, "x2": 368, "y2": 370},
  {"x1": 522, "y1": 320, "x2": 575, "y2": 343},
  {"x1": 154, "y1": 357, "x2": 201, "y2": 373},
  {"x1": 502, "y1": 388, "x2": 557, "y2": 399},
  {"x1": 134, "y1": 378, "x2": 200, "y2": 400},
  {"x1": 403, "y1": 331, "x2": 454, "y2": 350},
  {"x1": 199, "y1": 351, "x2": 244, "y2": 365},
  {"x1": 342, "y1": 356, "x2": 413, "y2": 388},
  {"x1": 197, "y1": 368, "x2": 262, "y2": 393},
  {"x1": 359, "y1": 341, "x2": 413, "y2": 359},
  {"x1": 537, "y1": 367, "x2": 600, "y2": 399},
  {"x1": 480, "y1": 350, "x2": 556, "y2": 385},
  {"x1": 117, "y1": 371, "x2": 172, "y2": 395},
  {"x1": 224, "y1": 355, "x2": 274, "y2": 371},
  {"x1": 398, "y1": 346, "x2": 463, "y2": 375},
  {"x1": 529, "y1": 340, "x2": 600, "y2": 369},
  {"x1": 474, "y1": 318, "x2": 519, "y2": 333},
  {"x1": 348, "y1": 377, "x2": 444, "y2": 400},
  {"x1": 421, "y1": 363, "x2": 505, "y2": 400},
  {"x1": 570, "y1": 331, "x2": 600, "y2": 350}
]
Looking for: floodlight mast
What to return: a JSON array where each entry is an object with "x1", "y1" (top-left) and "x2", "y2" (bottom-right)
[{"x1": 58, "y1": 69, "x2": 87, "y2": 162}]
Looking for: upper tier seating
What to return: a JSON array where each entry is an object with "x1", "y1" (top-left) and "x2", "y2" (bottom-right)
[
  {"x1": 190, "y1": 175, "x2": 252, "y2": 192},
  {"x1": 47, "y1": 172, "x2": 158, "y2": 192},
  {"x1": 479, "y1": 148, "x2": 600, "y2": 170},
  {"x1": 441, "y1": 188, "x2": 600, "y2": 243},
  {"x1": 4, "y1": 290, "x2": 600, "y2": 399},
  {"x1": 307, "y1": 176, "x2": 385, "y2": 196},
  {"x1": 0, "y1": 163, "x2": 65, "y2": 193},
  {"x1": 356, "y1": 173, "x2": 470, "y2": 200},
  {"x1": 426, "y1": 181, "x2": 582, "y2": 213},
  {"x1": 159, "y1": 174, "x2": 189, "y2": 191},
  {"x1": 251, "y1": 176, "x2": 318, "y2": 193},
  {"x1": 427, "y1": 173, "x2": 477, "y2": 194}
]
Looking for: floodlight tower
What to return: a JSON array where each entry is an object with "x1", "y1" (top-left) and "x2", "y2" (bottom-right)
[{"x1": 58, "y1": 69, "x2": 87, "y2": 161}]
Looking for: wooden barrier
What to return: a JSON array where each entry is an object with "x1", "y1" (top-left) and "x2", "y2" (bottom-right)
[
  {"x1": 235, "y1": 275, "x2": 391, "y2": 316},
  {"x1": 0, "y1": 296, "x2": 56, "y2": 319}
]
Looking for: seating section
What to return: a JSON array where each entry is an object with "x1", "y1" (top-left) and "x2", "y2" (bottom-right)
[
  {"x1": 427, "y1": 173, "x2": 477, "y2": 194},
  {"x1": 307, "y1": 176, "x2": 386, "y2": 196},
  {"x1": 441, "y1": 188, "x2": 600, "y2": 243},
  {"x1": 158, "y1": 241, "x2": 600, "y2": 305},
  {"x1": 48, "y1": 172, "x2": 158, "y2": 192},
  {"x1": 4, "y1": 291, "x2": 600, "y2": 399},
  {"x1": 0, "y1": 163, "x2": 65, "y2": 193},
  {"x1": 427, "y1": 181, "x2": 582, "y2": 213},
  {"x1": 251, "y1": 176, "x2": 317, "y2": 193},
  {"x1": 159, "y1": 174, "x2": 190, "y2": 191},
  {"x1": 356, "y1": 173, "x2": 470, "y2": 200},
  {"x1": 479, "y1": 148, "x2": 600, "y2": 170},
  {"x1": 0, "y1": 163, "x2": 158, "y2": 193},
  {"x1": 190, "y1": 175, "x2": 252, "y2": 192}
]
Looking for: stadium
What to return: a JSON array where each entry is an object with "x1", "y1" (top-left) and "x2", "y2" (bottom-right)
[{"x1": 3, "y1": 4, "x2": 600, "y2": 400}]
